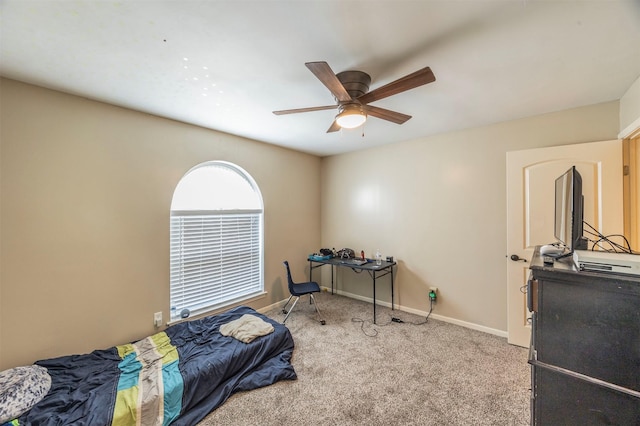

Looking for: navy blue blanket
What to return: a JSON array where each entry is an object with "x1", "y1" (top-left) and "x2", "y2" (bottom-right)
[{"x1": 9, "y1": 306, "x2": 296, "y2": 425}]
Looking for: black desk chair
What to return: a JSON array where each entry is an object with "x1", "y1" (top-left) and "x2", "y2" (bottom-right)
[{"x1": 282, "y1": 261, "x2": 326, "y2": 325}]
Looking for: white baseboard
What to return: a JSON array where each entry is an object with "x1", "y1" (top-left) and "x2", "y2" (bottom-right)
[
  {"x1": 319, "y1": 286, "x2": 508, "y2": 339},
  {"x1": 257, "y1": 299, "x2": 287, "y2": 314}
]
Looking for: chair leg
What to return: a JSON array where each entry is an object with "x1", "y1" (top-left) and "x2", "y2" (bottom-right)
[
  {"x1": 309, "y1": 294, "x2": 326, "y2": 325},
  {"x1": 282, "y1": 296, "x2": 300, "y2": 324},
  {"x1": 282, "y1": 295, "x2": 294, "y2": 314}
]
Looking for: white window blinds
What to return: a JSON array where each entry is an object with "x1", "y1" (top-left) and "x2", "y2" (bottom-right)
[{"x1": 169, "y1": 162, "x2": 263, "y2": 320}]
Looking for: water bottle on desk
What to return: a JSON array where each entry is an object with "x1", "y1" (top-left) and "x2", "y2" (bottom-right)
[{"x1": 375, "y1": 249, "x2": 382, "y2": 265}]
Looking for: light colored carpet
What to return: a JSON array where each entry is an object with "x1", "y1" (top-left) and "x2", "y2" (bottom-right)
[{"x1": 198, "y1": 292, "x2": 530, "y2": 425}]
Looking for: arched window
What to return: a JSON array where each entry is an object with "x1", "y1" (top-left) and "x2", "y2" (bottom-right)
[{"x1": 170, "y1": 161, "x2": 264, "y2": 320}]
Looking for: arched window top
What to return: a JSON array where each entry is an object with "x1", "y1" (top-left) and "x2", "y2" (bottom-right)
[
  {"x1": 169, "y1": 161, "x2": 264, "y2": 320},
  {"x1": 171, "y1": 161, "x2": 262, "y2": 211}
]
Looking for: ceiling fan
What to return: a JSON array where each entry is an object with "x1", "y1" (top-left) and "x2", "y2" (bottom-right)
[{"x1": 273, "y1": 61, "x2": 436, "y2": 133}]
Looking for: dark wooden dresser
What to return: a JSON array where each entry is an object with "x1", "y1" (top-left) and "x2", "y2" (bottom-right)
[{"x1": 528, "y1": 247, "x2": 640, "y2": 425}]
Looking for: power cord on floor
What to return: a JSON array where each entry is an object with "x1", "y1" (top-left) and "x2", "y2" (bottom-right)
[
  {"x1": 390, "y1": 298, "x2": 434, "y2": 325},
  {"x1": 352, "y1": 298, "x2": 436, "y2": 336},
  {"x1": 350, "y1": 317, "x2": 379, "y2": 337},
  {"x1": 351, "y1": 312, "x2": 404, "y2": 337}
]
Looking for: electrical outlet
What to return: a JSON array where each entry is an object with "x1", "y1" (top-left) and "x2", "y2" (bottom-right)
[
  {"x1": 154, "y1": 312, "x2": 163, "y2": 328},
  {"x1": 429, "y1": 287, "x2": 438, "y2": 302}
]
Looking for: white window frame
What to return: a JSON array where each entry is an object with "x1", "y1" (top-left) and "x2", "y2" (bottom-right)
[{"x1": 169, "y1": 161, "x2": 264, "y2": 321}]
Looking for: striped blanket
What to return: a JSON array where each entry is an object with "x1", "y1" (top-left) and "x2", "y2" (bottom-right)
[{"x1": 6, "y1": 306, "x2": 296, "y2": 425}]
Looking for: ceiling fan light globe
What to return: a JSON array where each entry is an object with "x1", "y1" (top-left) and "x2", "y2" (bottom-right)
[
  {"x1": 336, "y1": 113, "x2": 366, "y2": 129},
  {"x1": 335, "y1": 104, "x2": 366, "y2": 129}
]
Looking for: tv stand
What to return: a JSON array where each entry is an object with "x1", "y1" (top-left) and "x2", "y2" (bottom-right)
[{"x1": 528, "y1": 246, "x2": 640, "y2": 424}]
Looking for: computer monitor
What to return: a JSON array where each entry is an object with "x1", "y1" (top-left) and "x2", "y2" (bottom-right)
[{"x1": 554, "y1": 166, "x2": 587, "y2": 252}]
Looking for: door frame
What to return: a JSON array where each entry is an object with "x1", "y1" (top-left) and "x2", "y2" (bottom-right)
[{"x1": 623, "y1": 135, "x2": 639, "y2": 251}]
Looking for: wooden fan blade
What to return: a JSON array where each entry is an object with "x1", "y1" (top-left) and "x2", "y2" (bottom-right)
[
  {"x1": 326, "y1": 120, "x2": 341, "y2": 133},
  {"x1": 305, "y1": 61, "x2": 352, "y2": 103},
  {"x1": 273, "y1": 105, "x2": 336, "y2": 115},
  {"x1": 364, "y1": 105, "x2": 412, "y2": 124},
  {"x1": 358, "y1": 67, "x2": 435, "y2": 105}
]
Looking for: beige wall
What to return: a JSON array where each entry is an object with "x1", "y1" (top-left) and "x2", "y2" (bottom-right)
[
  {"x1": 0, "y1": 76, "x2": 624, "y2": 369},
  {"x1": 320, "y1": 101, "x2": 620, "y2": 333},
  {"x1": 620, "y1": 74, "x2": 640, "y2": 136},
  {"x1": 0, "y1": 78, "x2": 321, "y2": 369}
]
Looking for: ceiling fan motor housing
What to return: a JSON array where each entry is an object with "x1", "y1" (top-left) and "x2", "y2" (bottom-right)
[{"x1": 336, "y1": 70, "x2": 371, "y2": 101}]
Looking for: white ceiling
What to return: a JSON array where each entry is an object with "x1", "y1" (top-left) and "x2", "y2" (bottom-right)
[{"x1": 2, "y1": 1, "x2": 640, "y2": 157}]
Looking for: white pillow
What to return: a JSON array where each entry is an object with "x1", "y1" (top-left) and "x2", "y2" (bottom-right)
[{"x1": 0, "y1": 365, "x2": 51, "y2": 423}]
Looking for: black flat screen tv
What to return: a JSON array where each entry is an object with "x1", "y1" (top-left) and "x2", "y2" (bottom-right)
[{"x1": 554, "y1": 166, "x2": 587, "y2": 252}]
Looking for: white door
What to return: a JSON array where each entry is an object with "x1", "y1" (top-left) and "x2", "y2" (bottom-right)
[{"x1": 506, "y1": 140, "x2": 623, "y2": 347}]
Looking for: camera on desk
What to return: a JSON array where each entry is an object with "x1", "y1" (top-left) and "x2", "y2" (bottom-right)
[{"x1": 386, "y1": 256, "x2": 393, "y2": 262}]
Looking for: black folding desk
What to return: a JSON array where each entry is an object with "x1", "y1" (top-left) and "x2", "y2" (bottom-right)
[{"x1": 308, "y1": 257, "x2": 397, "y2": 324}]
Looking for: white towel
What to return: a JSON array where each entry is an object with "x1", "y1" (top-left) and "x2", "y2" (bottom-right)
[{"x1": 219, "y1": 314, "x2": 274, "y2": 343}]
